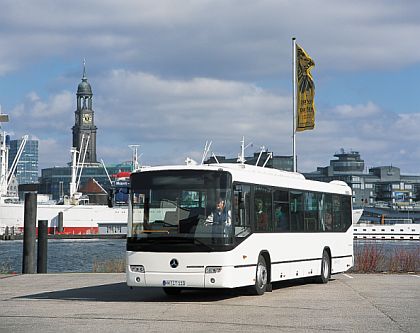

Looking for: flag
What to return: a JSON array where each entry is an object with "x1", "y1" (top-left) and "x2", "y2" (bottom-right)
[{"x1": 296, "y1": 44, "x2": 315, "y2": 131}]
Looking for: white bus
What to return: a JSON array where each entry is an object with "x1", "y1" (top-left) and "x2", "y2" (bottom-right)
[{"x1": 126, "y1": 163, "x2": 353, "y2": 295}]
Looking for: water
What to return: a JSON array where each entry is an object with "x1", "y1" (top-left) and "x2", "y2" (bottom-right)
[
  {"x1": 0, "y1": 239, "x2": 126, "y2": 273},
  {"x1": 0, "y1": 239, "x2": 418, "y2": 274}
]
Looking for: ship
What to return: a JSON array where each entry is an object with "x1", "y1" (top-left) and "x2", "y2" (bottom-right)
[
  {"x1": 353, "y1": 222, "x2": 420, "y2": 241},
  {"x1": 352, "y1": 205, "x2": 420, "y2": 241},
  {"x1": 0, "y1": 112, "x2": 129, "y2": 237}
]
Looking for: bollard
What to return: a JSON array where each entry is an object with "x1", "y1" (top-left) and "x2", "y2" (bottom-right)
[
  {"x1": 22, "y1": 192, "x2": 37, "y2": 274},
  {"x1": 58, "y1": 212, "x2": 64, "y2": 233},
  {"x1": 37, "y1": 220, "x2": 48, "y2": 273}
]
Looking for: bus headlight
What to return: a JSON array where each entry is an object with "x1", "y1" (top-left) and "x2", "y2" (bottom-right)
[
  {"x1": 130, "y1": 265, "x2": 145, "y2": 273},
  {"x1": 205, "y1": 266, "x2": 222, "y2": 274}
]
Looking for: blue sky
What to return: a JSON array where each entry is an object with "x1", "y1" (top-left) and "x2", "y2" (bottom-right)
[{"x1": 0, "y1": 0, "x2": 419, "y2": 174}]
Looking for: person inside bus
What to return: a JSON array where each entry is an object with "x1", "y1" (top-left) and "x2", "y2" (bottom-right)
[
  {"x1": 325, "y1": 211, "x2": 333, "y2": 231},
  {"x1": 205, "y1": 198, "x2": 231, "y2": 235},
  {"x1": 275, "y1": 204, "x2": 288, "y2": 231},
  {"x1": 206, "y1": 198, "x2": 228, "y2": 223},
  {"x1": 256, "y1": 199, "x2": 268, "y2": 231}
]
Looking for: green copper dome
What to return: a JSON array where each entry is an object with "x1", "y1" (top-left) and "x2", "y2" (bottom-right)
[
  {"x1": 77, "y1": 78, "x2": 92, "y2": 95},
  {"x1": 77, "y1": 60, "x2": 92, "y2": 95}
]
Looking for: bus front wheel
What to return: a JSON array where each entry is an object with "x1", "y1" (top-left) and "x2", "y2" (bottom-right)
[
  {"x1": 252, "y1": 255, "x2": 268, "y2": 295},
  {"x1": 317, "y1": 250, "x2": 331, "y2": 284}
]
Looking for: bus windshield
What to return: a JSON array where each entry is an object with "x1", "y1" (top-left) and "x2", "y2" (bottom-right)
[{"x1": 128, "y1": 170, "x2": 233, "y2": 251}]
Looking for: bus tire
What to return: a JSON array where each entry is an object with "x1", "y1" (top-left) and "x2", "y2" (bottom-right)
[
  {"x1": 252, "y1": 255, "x2": 268, "y2": 295},
  {"x1": 317, "y1": 250, "x2": 331, "y2": 284},
  {"x1": 163, "y1": 287, "x2": 182, "y2": 296}
]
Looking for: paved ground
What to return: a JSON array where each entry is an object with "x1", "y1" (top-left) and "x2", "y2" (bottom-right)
[{"x1": 0, "y1": 273, "x2": 419, "y2": 332}]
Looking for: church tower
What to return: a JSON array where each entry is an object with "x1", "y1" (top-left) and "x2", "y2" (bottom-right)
[{"x1": 72, "y1": 61, "x2": 98, "y2": 165}]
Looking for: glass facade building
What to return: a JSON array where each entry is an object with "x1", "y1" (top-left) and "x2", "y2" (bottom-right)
[{"x1": 8, "y1": 139, "x2": 39, "y2": 185}]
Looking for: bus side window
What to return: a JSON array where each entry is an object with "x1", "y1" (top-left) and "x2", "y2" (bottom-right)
[
  {"x1": 332, "y1": 194, "x2": 342, "y2": 231},
  {"x1": 290, "y1": 191, "x2": 304, "y2": 232},
  {"x1": 320, "y1": 193, "x2": 333, "y2": 231},
  {"x1": 341, "y1": 195, "x2": 352, "y2": 231},
  {"x1": 304, "y1": 192, "x2": 319, "y2": 232},
  {"x1": 254, "y1": 186, "x2": 272, "y2": 232},
  {"x1": 273, "y1": 189, "x2": 290, "y2": 232}
]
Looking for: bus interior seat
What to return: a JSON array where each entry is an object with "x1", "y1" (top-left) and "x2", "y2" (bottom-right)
[{"x1": 164, "y1": 209, "x2": 189, "y2": 224}]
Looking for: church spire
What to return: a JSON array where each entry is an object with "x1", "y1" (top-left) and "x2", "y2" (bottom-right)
[
  {"x1": 73, "y1": 59, "x2": 98, "y2": 165},
  {"x1": 77, "y1": 59, "x2": 92, "y2": 96},
  {"x1": 82, "y1": 58, "x2": 87, "y2": 80}
]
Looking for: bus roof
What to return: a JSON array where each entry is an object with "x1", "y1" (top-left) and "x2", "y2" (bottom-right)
[{"x1": 133, "y1": 163, "x2": 352, "y2": 195}]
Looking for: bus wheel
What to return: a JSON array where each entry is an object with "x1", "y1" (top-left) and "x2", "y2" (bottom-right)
[
  {"x1": 252, "y1": 255, "x2": 268, "y2": 295},
  {"x1": 163, "y1": 287, "x2": 182, "y2": 296},
  {"x1": 317, "y1": 250, "x2": 331, "y2": 284}
]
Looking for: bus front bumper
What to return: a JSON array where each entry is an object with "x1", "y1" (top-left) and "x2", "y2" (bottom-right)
[{"x1": 126, "y1": 266, "x2": 248, "y2": 289}]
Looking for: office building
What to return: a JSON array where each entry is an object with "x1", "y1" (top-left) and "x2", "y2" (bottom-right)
[
  {"x1": 303, "y1": 149, "x2": 420, "y2": 210},
  {"x1": 8, "y1": 138, "x2": 39, "y2": 185}
]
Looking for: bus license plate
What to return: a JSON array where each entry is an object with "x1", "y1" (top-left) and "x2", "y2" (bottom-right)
[{"x1": 163, "y1": 280, "x2": 186, "y2": 287}]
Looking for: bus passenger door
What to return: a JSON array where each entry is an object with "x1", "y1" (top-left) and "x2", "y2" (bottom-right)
[{"x1": 233, "y1": 184, "x2": 251, "y2": 239}]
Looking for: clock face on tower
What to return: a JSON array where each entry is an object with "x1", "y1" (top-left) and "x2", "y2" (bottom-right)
[{"x1": 83, "y1": 113, "x2": 92, "y2": 124}]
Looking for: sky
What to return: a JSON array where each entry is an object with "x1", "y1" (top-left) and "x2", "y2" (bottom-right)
[{"x1": 0, "y1": 0, "x2": 419, "y2": 174}]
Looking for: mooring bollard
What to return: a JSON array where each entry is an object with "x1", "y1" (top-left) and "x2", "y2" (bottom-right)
[
  {"x1": 58, "y1": 211, "x2": 64, "y2": 233},
  {"x1": 37, "y1": 220, "x2": 48, "y2": 273},
  {"x1": 22, "y1": 192, "x2": 37, "y2": 274}
]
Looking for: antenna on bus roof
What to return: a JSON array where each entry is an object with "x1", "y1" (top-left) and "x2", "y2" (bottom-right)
[
  {"x1": 211, "y1": 152, "x2": 220, "y2": 164},
  {"x1": 262, "y1": 152, "x2": 273, "y2": 168},
  {"x1": 255, "y1": 145, "x2": 266, "y2": 166},
  {"x1": 201, "y1": 140, "x2": 212, "y2": 165}
]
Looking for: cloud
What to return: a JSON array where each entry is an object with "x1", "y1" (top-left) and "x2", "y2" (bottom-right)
[
  {"x1": 4, "y1": 66, "x2": 420, "y2": 173},
  {"x1": 1, "y1": 1, "x2": 420, "y2": 78},
  {"x1": 395, "y1": 113, "x2": 420, "y2": 141},
  {"x1": 297, "y1": 102, "x2": 420, "y2": 173},
  {"x1": 10, "y1": 90, "x2": 73, "y2": 127},
  {"x1": 332, "y1": 102, "x2": 380, "y2": 118},
  {"x1": 37, "y1": 138, "x2": 69, "y2": 167},
  {"x1": 6, "y1": 91, "x2": 74, "y2": 167},
  {"x1": 4, "y1": 69, "x2": 291, "y2": 168},
  {"x1": 1, "y1": 1, "x2": 420, "y2": 174},
  {"x1": 93, "y1": 70, "x2": 291, "y2": 164}
]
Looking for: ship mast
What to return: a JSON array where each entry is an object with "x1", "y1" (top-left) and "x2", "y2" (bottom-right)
[
  {"x1": 128, "y1": 144, "x2": 141, "y2": 171},
  {"x1": 0, "y1": 112, "x2": 28, "y2": 198},
  {"x1": 0, "y1": 111, "x2": 9, "y2": 197},
  {"x1": 237, "y1": 136, "x2": 252, "y2": 165}
]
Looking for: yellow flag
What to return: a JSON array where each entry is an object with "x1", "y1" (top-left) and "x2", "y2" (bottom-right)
[{"x1": 296, "y1": 44, "x2": 315, "y2": 132}]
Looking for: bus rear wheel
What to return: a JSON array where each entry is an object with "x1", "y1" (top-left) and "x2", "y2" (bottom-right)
[
  {"x1": 316, "y1": 250, "x2": 331, "y2": 284},
  {"x1": 252, "y1": 255, "x2": 268, "y2": 295},
  {"x1": 163, "y1": 287, "x2": 182, "y2": 296}
]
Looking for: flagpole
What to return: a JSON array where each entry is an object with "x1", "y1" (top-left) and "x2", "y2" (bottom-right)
[{"x1": 292, "y1": 37, "x2": 297, "y2": 172}]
